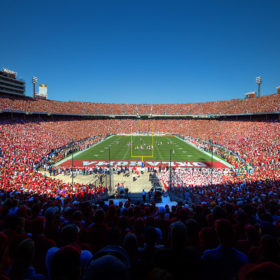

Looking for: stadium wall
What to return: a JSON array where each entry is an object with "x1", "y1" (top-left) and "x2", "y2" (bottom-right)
[{"x1": 1, "y1": 109, "x2": 279, "y2": 121}]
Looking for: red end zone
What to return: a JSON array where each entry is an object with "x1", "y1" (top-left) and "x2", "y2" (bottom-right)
[{"x1": 58, "y1": 160, "x2": 229, "y2": 169}]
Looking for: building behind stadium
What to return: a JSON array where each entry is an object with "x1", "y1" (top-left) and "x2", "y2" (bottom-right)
[{"x1": 0, "y1": 68, "x2": 25, "y2": 96}]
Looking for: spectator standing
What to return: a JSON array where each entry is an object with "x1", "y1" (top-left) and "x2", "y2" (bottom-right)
[{"x1": 142, "y1": 190, "x2": 146, "y2": 203}]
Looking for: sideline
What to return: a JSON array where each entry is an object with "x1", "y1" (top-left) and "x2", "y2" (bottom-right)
[
  {"x1": 175, "y1": 136, "x2": 232, "y2": 168},
  {"x1": 55, "y1": 135, "x2": 114, "y2": 166}
]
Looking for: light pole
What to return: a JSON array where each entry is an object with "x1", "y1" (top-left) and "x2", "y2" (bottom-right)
[
  {"x1": 71, "y1": 138, "x2": 74, "y2": 185},
  {"x1": 256, "y1": 76, "x2": 262, "y2": 98},
  {"x1": 109, "y1": 147, "x2": 111, "y2": 191},
  {"x1": 32, "y1": 76, "x2": 37, "y2": 98},
  {"x1": 209, "y1": 138, "x2": 213, "y2": 186},
  {"x1": 169, "y1": 149, "x2": 172, "y2": 191}
]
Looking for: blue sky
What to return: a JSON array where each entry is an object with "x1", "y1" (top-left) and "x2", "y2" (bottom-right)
[{"x1": 1, "y1": 0, "x2": 279, "y2": 103}]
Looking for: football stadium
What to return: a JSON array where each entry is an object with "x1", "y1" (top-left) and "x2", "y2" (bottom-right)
[{"x1": 1, "y1": 1, "x2": 280, "y2": 280}]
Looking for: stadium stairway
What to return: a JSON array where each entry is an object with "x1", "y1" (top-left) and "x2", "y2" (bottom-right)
[
  {"x1": 224, "y1": 99, "x2": 243, "y2": 114},
  {"x1": 188, "y1": 104, "x2": 200, "y2": 114},
  {"x1": 113, "y1": 172, "x2": 153, "y2": 203}
]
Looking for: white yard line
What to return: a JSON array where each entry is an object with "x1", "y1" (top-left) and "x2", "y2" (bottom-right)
[
  {"x1": 55, "y1": 135, "x2": 114, "y2": 166},
  {"x1": 122, "y1": 139, "x2": 131, "y2": 160},
  {"x1": 155, "y1": 137, "x2": 164, "y2": 161},
  {"x1": 174, "y1": 136, "x2": 232, "y2": 168}
]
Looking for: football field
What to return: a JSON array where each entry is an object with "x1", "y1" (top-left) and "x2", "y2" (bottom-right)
[
  {"x1": 75, "y1": 135, "x2": 212, "y2": 161},
  {"x1": 58, "y1": 135, "x2": 230, "y2": 169}
]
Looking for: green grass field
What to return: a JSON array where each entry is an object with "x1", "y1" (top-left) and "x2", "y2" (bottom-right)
[{"x1": 73, "y1": 135, "x2": 216, "y2": 162}]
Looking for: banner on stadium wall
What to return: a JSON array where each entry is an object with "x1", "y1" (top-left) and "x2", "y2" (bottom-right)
[{"x1": 58, "y1": 160, "x2": 228, "y2": 169}]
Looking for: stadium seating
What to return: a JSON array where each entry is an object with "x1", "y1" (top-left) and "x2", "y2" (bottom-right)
[
  {"x1": 1, "y1": 117, "x2": 279, "y2": 196},
  {"x1": 1, "y1": 93, "x2": 280, "y2": 115},
  {"x1": 0, "y1": 102, "x2": 280, "y2": 279}
]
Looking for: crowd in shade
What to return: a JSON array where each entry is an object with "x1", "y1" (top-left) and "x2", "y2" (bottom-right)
[
  {"x1": 0, "y1": 185, "x2": 280, "y2": 279},
  {"x1": 1, "y1": 93, "x2": 280, "y2": 115},
  {"x1": 0, "y1": 115, "x2": 280, "y2": 279}
]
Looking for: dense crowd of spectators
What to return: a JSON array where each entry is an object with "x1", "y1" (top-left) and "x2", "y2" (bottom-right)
[
  {"x1": 0, "y1": 116, "x2": 280, "y2": 279},
  {"x1": 0, "y1": 118, "x2": 112, "y2": 200},
  {"x1": 161, "y1": 168, "x2": 226, "y2": 189},
  {"x1": 225, "y1": 94, "x2": 280, "y2": 114},
  {"x1": 1, "y1": 118, "x2": 280, "y2": 195},
  {"x1": 1, "y1": 93, "x2": 280, "y2": 115},
  {"x1": 0, "y1": 182, "x2": 280, "y2": 279}
]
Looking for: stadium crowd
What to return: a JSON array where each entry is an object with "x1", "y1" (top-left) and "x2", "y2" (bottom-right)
[
  {"x1": 1, "y1": 93, "x2": 280, "y2": 115},
  {"x1": 161, "y1": 168, "x2": 226, "y2": 189},
  {"x1": 1, "y1": 117, "x2": 280, "y2": 195},
  {"x1": 0, "y1": 116, "x2": 280, "y2": 279},
  {"x1": 0, "y1": 179, "x2": 280, "y2": 279}
]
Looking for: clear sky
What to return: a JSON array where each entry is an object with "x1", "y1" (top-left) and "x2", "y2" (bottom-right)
[{"x1": 1, "y1": 0, "x2": 279, "y2": 104}]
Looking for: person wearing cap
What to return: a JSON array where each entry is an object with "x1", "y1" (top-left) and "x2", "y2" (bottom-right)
[
  {"x1": 49, "y1": 245, "x2": 81, "y2": 280},
  {"x1": 84, "y1": 255, "x2": 129, "y2": 280},
  {"x1": 45, "y1": 224, "x2": 92, "y2": 279},
  {"x1": 84, "y1": 244, "x2": 130, "y2": 280}
]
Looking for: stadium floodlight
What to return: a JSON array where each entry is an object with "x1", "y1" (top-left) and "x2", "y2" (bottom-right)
[
  {"x1": 32, "y1": 76, "x2": 38, "y2": 98},
  {"x1": 32, "y1": 76, "x2": 38, "y2": 83},
  {"x1": 71, "y1": 138, "x2": 74, "y2": 185},
  {"x1": 209, "y1": 138, "x2": 214, "y2": 186},
  {"x1": 109, "y1": 147, "x2": 112, "y2": 191},
  {"x1": 256, "y1": 76, "x2": 262, "y2": 97},
  {"x1": 169, "y1": 149, "x2": 172, "y2": 191}
]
